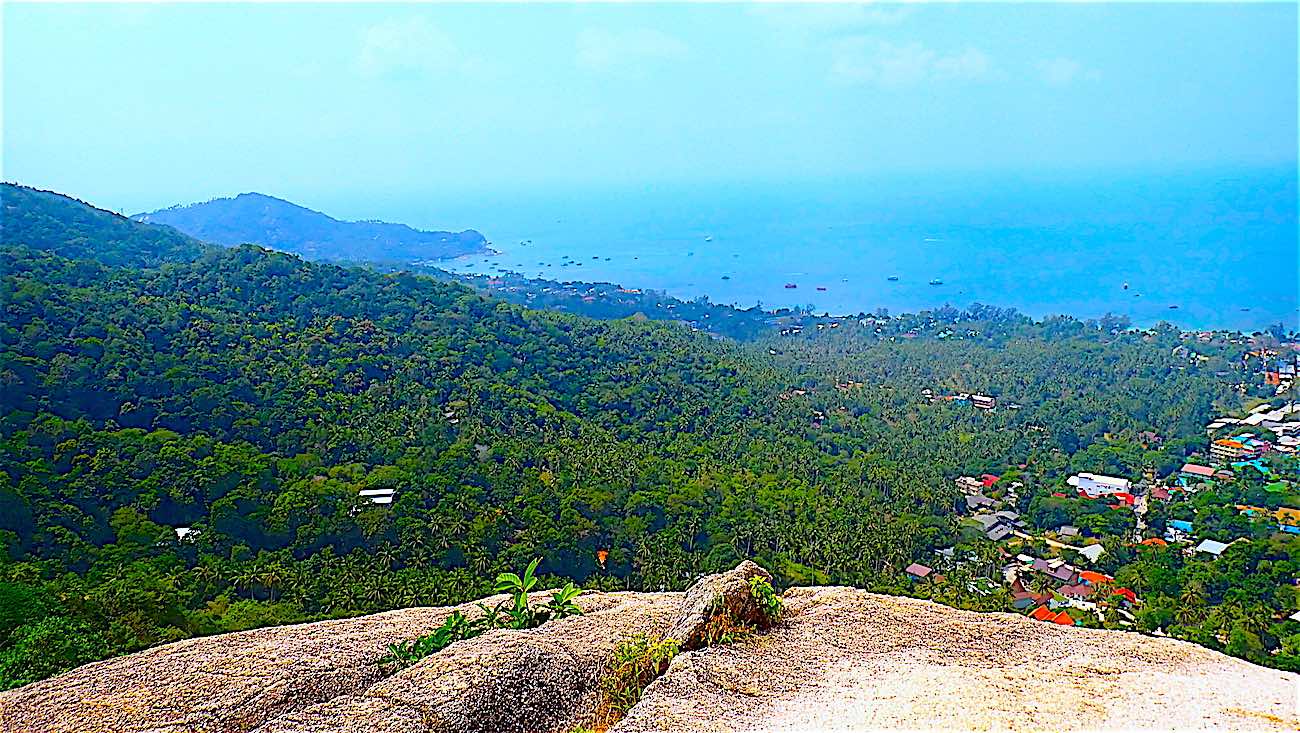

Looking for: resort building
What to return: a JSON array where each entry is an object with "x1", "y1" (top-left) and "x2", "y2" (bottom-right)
[
  {"x1": 1209, "y1": 434, "x2": 1268, "y2": 463},
  {"x1": 1067, "y1": 473, "x2": 1132, "y2": 499}
]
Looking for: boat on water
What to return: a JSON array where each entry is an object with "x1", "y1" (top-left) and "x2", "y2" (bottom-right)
[
  {"x1": 721, "y1": 275, "x2": 731, "y2": 280},
  {"x1": 1123, "y1": 281, "x2": 1129, "y2": 290},
  {"x1": 929, "y1": 279, "x2": 943, "y2": 286},
  {"x1": 704, "y1": 235, "x2": 713, "y2": 242},
  {"x1": 887, "y1": 276, "x2": 899, "y2": 282},
  {"x1": 816, "y1": 286, "x2": 827, "y2": 291},
  {"x1": 1168, "y1": 304, "x2": 1179, "y2": 309},
  {"x1": 784, "y1": 283, "x2": 798, "y2": 289}
]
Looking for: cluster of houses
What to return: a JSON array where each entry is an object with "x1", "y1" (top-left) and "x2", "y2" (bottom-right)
[
  {"x1": 955, "y1": 474, "x2": 1030, "y2": 541},
  {"x1": 1007, "y1": 557, "x2": 1140, "y2": 626},
  {"x1": 1205, "y1": 401, "x2": 1300, "y2": 453},
  {"x1": 908, "y1": 529, "x2": 1141, "y2": 627},
  {"x1": 1247, "y1": 347, "x2": 1299, "y2": 394}
]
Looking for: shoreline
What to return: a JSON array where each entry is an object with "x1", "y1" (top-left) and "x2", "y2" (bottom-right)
[{"x1": 440, "y1": 259, "x2": 1296, "y2": 335}]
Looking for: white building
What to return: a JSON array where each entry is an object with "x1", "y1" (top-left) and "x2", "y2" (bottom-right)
[
  {"x1": 1194, "y1": 539, "x2": 1230, "y2": 557},
  {"x1": 358, "y1": 487, "x2": 396, "y2": 505},
  {"x1": 1067, "y1": 473, "x2": 1132, "y2": 498}
]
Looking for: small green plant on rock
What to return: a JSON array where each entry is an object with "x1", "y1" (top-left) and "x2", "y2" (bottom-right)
[
  {"x1": 598, "y1": 634, "x2": 681, "y2": 726},
  {"x1": 378, "y1": 558, "x2": 584, "y2": 671},
  {"x1": 700, "y1": 575, "x2": 784, "y2": 646},
  {"x1": 542, "y1": 582, "x2": 584, "y2": 621},
  {"x1": 748, "y1": 576, "x2": 783, "y2": 626},
  {"x1": 379, "y1": 610, "x2": 477, "y2": 671},
  {"x1": 495, "y1": 556, "x2": 542, "y2": 629}
]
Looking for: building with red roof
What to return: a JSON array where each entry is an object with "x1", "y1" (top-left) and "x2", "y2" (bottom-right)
[
  {"x1": 1079, "y1": 570, "x2": 1113, "y2": 586},
  {"x1": 1029, "y1": 605, "x2": 1056, "y2": 622},
  {"x1": 1112, "y1": 587, "x2": 1138, "y2": 604},
  {"x1": 1051, "y1": 610, "x2": 1076, "y2": 625},
  {"x1": 904, "y1": 563, "x2": 934, "y2": 581}
]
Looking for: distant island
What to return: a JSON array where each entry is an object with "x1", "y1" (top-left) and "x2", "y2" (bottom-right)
[{"x1": 134, "y1": 192, "x2": 488, "y2": 264}]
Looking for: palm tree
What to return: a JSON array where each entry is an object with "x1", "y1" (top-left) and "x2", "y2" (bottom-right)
[
  {"x1": 261, "y1": 564, "x2": 285, "y2": 602},
  {"x1": 232, "y1": 567, "x2": 260, "y2": 600}
]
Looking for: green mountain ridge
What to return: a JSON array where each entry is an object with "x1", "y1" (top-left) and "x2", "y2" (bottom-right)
[{"x1": 1, "y1": 183, "x2": 209, "y2": 267}]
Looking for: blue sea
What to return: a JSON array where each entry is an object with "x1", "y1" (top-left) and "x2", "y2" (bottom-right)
[{"x1": 361, "y1": 168, "x2": 1298, "y2": 330}]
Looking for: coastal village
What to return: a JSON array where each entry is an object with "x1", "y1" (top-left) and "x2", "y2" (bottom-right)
[{"x1": 901, "y1": 387, "x2": 1300, "y2": 633}]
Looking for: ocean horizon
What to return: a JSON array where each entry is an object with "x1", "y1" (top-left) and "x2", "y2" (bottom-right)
[{"x1": 354, "y1": 167, "x2": 1297, "y2": 331}]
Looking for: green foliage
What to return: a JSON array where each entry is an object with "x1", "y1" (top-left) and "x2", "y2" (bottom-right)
[
  {"x1": 748, "y1": 576, "x2": 783, "y2": 626},
  {"x1": 0, "y1": 616, "x2": 110, "y2": 690},
  {"x1": 599, "y1": 634, "x2": 680, "y2": 723},
  {"x1": 1, "y1": 183, "x2": 208, "y2": 267},
  {"x1": 542, "y1": 582, "x2": 584, "y2": 621},
  {"x1": 496, "y1": 557, "x2": 542, "y2": 629},
  {"x1": 378, "y1": 560, "x2": 584, "y2": 671},
  {"x1": 379, "y1": 610, "x2": 478, "y2": 671}
]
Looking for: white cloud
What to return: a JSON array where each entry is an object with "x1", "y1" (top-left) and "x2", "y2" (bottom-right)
[
  {"x1": 576, "y1": 27, "x2": 688, "y2": 74},
  {"x1": 750, "y1": 3, "x2": 915, "y2": 33},
  {"x1": 1037, "y1": 57, "x2": 1101, "y2": 86},
  {"x1": 358, "y1": 17, "x2": 461, "y2": 79},
  {"x1": 830, "y1": 38, "x2": 991, "y2": 88}
]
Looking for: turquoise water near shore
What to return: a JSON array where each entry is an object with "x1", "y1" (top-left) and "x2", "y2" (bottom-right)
[{"x1": 375, "y1": 168, "x2": 1298, "y2": 330}]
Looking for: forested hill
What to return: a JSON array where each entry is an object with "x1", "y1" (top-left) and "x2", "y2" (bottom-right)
[
  {"x1": 1, "y1": 184, "x2": 208, "y2": 267},
  {"x1": 134, "y1": 192, "x2": 488, "y2": 264},
  {"x1": 2, "y1": 186, "x2": 1297, "y2": 689}
]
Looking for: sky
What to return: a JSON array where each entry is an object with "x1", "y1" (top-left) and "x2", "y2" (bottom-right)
[{"x1": 2, "y1": 2, "x2": 1297, "y2": 215}]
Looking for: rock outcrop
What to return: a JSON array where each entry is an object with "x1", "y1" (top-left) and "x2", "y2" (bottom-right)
[
  {"x1": 3, "y1": 565, "x2": 1297, "y2": 733},
  {"x1": 614, "y1": 586, "x2": 1300, "y2": 732},
  {"x1": 664, "y1": 559, "x2": 772, "y2": 650},
  {"x1": 251, "y1": 591, "x2": 682, "y2": 733}
]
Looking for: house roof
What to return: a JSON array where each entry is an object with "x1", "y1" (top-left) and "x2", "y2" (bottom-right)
[
  {"x1": 1051, "y1": 610, "x2": 1075, "y2": 625},
  {"x1": 1077, "y1": 545, "x2": 1106, "y2": 563},
  {"x1": 1180, "y1": 463, "x2": 1215, "y2": 477},
  {"x1": 986, "y1": 525, "x2": 1013, "y2": 542},
  {"x1": 1139, "y1": 537, "x2": 1169, "y2": 547},
  {"x1": 1079, "y1": 570, "x2": 1113, "y2": 585},
  {"x1": 1032, "y1": 558, "x2": 1078, "y2": 582},
  {"x1": 1058, "y1": 584, "x2": 1094, "y2": 598},
  {"x1": 1029, "y1": 605, "x2": 1056, "y2": 622},
  {"x1": 1195, "y1": 539, "x2": 1230, "y2": 556},
  {"x1": 905, "y1": 562, "x2": 933, "y2": 578}
]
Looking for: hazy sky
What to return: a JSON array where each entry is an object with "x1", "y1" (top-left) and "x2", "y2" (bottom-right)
[{"x1": 3, "y1": 2, "x2": 1296, "y2": 214}]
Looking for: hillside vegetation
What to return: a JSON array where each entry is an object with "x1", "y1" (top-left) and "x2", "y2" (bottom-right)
[{"x1": 1, "y1": 186, "x2": 1297, "y2": 690}]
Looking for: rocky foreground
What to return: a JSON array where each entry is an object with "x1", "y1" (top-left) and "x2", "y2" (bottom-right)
[{"x1": 2, "y1": 563, "x2": 1296, "y2": 733}]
